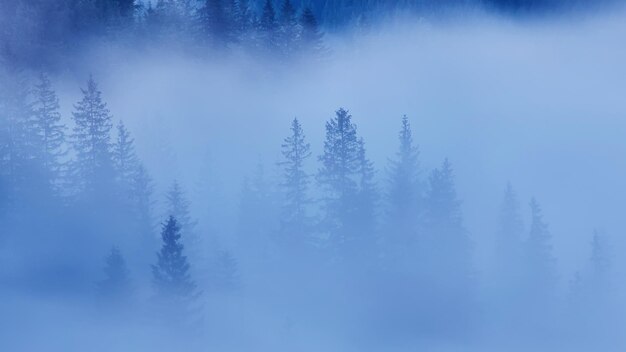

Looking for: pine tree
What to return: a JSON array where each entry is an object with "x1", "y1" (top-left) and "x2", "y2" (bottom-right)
[
  {"x1": 98, "y1": 246, "x2": 132, "y2": 300},
  {"x1": 386, "y1": 115, "x2": 421, "y2": 249},
  {"x1": 351, "y1": 137, "x2": 378, "y2": 256},
  {"x1": 317, "y1": 108, "x2": 361, "y2": 252},
  {"x1": 70, "y1": 76, "x2": 115, "y2": 196},
  {"x1": 279, "y1": 118, "x2": 311, "y2": 241},
  {"x1": 524, "y1": 198, "x2": 557, "y2": 298},
  {"x1": 278, "y1": 0, "x2": 298, "y2": 58},
  {"x1": 422, "y1": 158, "x2": 472, "y2": 284},
  {"x1": 199, "y1": 0, "x2": 230, "y2": 48},
  {"x1": 493, "y1": 183, "x2": 524, "y2": 285},
  {"x1": 589, "y1": 230, "x2": 611, "y2": 290},
  {"x1": 259, "y1": 0, "x2": 278, "y2": 51},
  {"x1": 165, "y1": 181, "x2": 199, "y2": 259},
  {"x1": 112, "y1": 120, "x2": 138, "y2": 191},
  {"x1": 299, "y1": 7, "x2": 325, "y2": 59},
  {"x1": 131, "y1": 163, "x2": 156, "y2": 249},
  {"x1": 31, "y1": 73, "x2": 66, "y2": 195},
  {"x1": 152, "y1": 216, "x2": 198, "y2": 310}
]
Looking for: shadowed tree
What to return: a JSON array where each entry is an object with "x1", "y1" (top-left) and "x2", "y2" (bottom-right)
[
  {"x1": 165, "y1": 180, "x2": 199, "y2": 256},
  {"x1": 259, "y1": 0, "x2": 278, "y2": 51},
  {"x1": 31, "y1": 73, "x2": 66, "y2": 196},
  {"x1": 279, "y1": 118, "x2": 312, "y2": 244},
  {"x1": 98, "y1": 246, "x2": 132, "y2": 301},
  {"x1": 385, "y1": 115, "x2": 421, "y2": 256},
  {"x1": 523, "y1": 198, "x2": 557, "y2": 302},
  {"x1": 493, "y1": 183, "x2": 524, "y2": 289},
  {"x1": 317, "y1": 108, "x2": 361, "y2": 254},
  {"x1": 152, "y1": 216, "x2": 199, "y2": 321},
  {"x1": 299, "y1": 7, "x2": 325, "y2": 59},
  {"x1": 70, "y1": 76, "x2": 115, "y2": 197}
]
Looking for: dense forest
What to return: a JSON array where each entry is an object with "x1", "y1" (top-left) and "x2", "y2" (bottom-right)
[
  {"x1": 0, "y1": 0, "x2": 616, "y2": 70},
  {"x1": 2, "y1": 0, "x2": 626, "y2": 351},
  {"x1": 1, "y1": 69, "x2": 623, "y2": 350}
]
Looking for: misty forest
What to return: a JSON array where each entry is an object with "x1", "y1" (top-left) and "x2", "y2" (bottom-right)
[{"x1": 2, "y1": 0, "x2": 626, "y2": 351}]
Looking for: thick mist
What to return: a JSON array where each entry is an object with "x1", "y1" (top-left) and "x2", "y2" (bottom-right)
[{"x1": 3, "y1": 7, "x2": 626, "y2": 352}]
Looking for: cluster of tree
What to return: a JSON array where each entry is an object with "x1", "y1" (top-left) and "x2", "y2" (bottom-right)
[
  {"x1": 0, "y1": 0, "x2": 326, "y2": 69},
  {"x1": 0, "y1": 70, "x2": 617, "y2": 333}
]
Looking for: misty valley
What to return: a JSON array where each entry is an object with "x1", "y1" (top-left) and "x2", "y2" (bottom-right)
[{"x1": 1, "y1": 0, "x2": 626, "y2": 351}]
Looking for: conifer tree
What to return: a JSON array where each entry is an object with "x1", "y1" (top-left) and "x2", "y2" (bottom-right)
[
  {"x1": 351, "y1": 137, "x2": 378, "y2": 256},
  {"x1": 279, "y1": 118, "x2": 311, "y2": 240},
  {"x1": 31, "y1": 73, "x2": 66, "y2": 194},
  {"x1": 524, "y1": 198, "x2": 557, "y2": 298},
  {"x1": 589, "y1": 230, "x2": 611, "y2": 290},
  {"x1": 165, "y1": 181, "x2": 197, "y2": 237},
  {"x1": 494, "y1": 183, "x2": 524, "y2": 285},
  {"x1": 112, "y1": 120, "x2": 138, "y2": 192},
  {"x1": 422, "y1": 158, "x2": 472, "y2": 284},
  {"x1": 199, "y1": 0, "x2": 230, "y2": 47},
  {"x1": 98, "y1": 246, "x2": 132, "y2": 300},
  {"x1": 278, "y1": 0, "x2": 298, "y2": 57},
  {"x1": 152, "y1": 216, "x2": 198, "y2": 309},
  {"x1": 299, "y1": 7, "x2": 324, "y2": 58},
  {"x1": 165, "y1": 181, "x2": 199, "y2": 263},
  {"x1": 131, "y1": 163, "x2": 156, "y2": 247},
  {"x1": 259, "y1": 0, "x2": 278, "y2": 51},
  {"x1": 70, "y1": 76, "x2": 115, "y2": 196},
  {"x1": 317, "y1": 108, "x2": 361, "y2": 251},
  {"x1": 386, "y1": 115, "x2": 420, "y2": 249}
]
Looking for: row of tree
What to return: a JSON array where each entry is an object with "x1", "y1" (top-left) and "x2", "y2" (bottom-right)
[
  {"x1": 0, "y1": 71, "x2": 616, "y2": 331},
  {"x1": 0, "y1": 0, "x2": 326, "y2": 69}
]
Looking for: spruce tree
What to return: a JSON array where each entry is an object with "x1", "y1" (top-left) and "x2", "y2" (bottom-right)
[
  {"x1": 299, "y1": 7, "x2": 324, "y2": 59},
  {"x1": 31, "y1": 73, "x2": 66, "y2": 195},
  {"x1": 351, "y1": 137, "x2": 378, "y2": 257},
  {"x1": 199, "y1": 0, "x2": 230, "y2": 48},
  {"x1": 589, "y1": 230, "x2": 611, "y2": 290},
  {"x1": 112, "y1": 120, "x2": 138, "y2": 192},
  {"x1": 422, "y1": 158, "x2": 472, "y2": 284},
  {"x1": 494, "y1": 183, "x2": 524, "y2": 286},
  {"x1": 386, "y1": 115, "x2": 421, "y2": 250},
  {"x1": 259, "y1": 0, "x2": 278, "y2": 51},
  {"x1": 165, "y1": 181, "x2": 199, "y2": 262},
  {"x1": 279, "y1": 118, "x2": 311, "y2": 241},
  {"x1": 152, "y1": 216, "x2": 198, "y2": 310},
  {"x1": 278, "y1": 0, "x2": 298, "y2": 58},
  {"x1": 98, "y1": 246, "x2": 132, "y2": 300},
  {"x1": 317, "y1": 108, "x2": 360, "y2": 252},
  {"x1": 524, "y1": 198, "x2": 557, "y2": 298},
  {"x1": 70, "y1": 76, "x2": 115, "y2": 197}
]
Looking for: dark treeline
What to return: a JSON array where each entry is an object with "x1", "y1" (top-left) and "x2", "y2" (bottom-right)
[
  {"x1": 0, "y1": 0, "x2": 326, "y2": 70},
  {"x1": 0, "y1": 0, "x2": 614, "y2": 71},
  {"x1": 0, "y1": 70, "x2": 621, "y2": 347}
]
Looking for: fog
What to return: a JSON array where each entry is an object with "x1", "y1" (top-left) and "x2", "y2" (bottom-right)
[{"x1": 2, "y1": 4, "x2": 626, "y2": 352}]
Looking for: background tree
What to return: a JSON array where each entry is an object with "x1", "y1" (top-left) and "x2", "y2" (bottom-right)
[
  {"x1": 523, "y1": 198, "x2": 557, "y2": 302},
  {"x1": 493, "y1": 183, "x2": 524, "y2": 290},
  {"x1": 279, "y1": 118, "x2": 312, "y2": 244},
  {"x1": 70, "y1": 76, "x2": 115, "y2": 198},
  {"x1": 98, "y1": 246, "x2": 132, "y2": 301},
  {"x1": 317, "y1": 108, "x2": 361, "y2": 256},
  {"x1": 152, "y1": 216, "x2": 198, "y2": 321},
  {"x1": 31, "y1": 73, "x2": 66, "y2": 196},
  {"x1": 385, "y1": 115, "x2": 421, "y2": 255}
]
